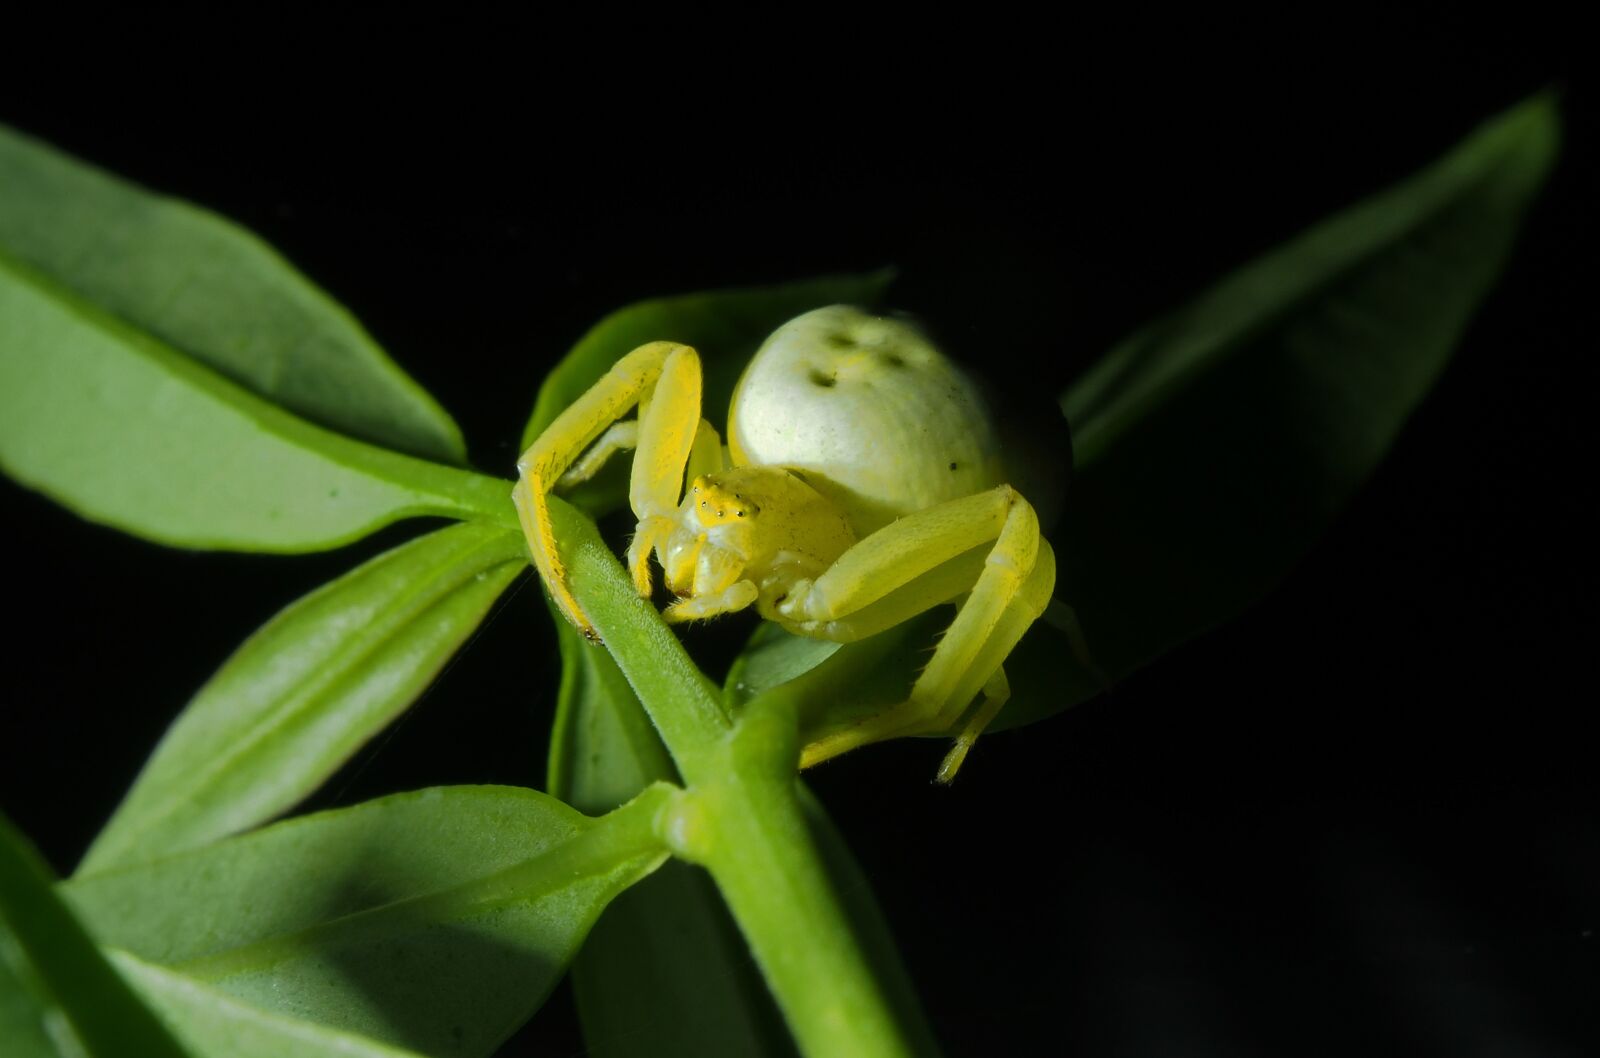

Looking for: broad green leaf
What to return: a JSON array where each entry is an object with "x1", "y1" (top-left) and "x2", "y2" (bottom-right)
[
  {"x1": 547, "y1": 499, "x2": 939, "y2": 1056},
  {"x1": 0, "y1": 253, "x2": 512, "y2": 550},
  {"x1": 112, "y1": 952, "x2": 429, "y2": 1058},
  {"x1": 63, "y1": 785, "x2": 670, "y2": 1058},
  {"x1": 0, "y1": 124, "x2": 466, "y2": 464},
  {"x1": 1005, "y1": 92, "x2": 1561, "y2": 729},
  {"x1": 0, "y1": 812, "x2": 191, "y2": 1058},
  {"x1": 80, "y1": 523, "x2": 527, "y2": 875},
  {"x1": 522, "y1": 269, "x2": 896, "y2": 448}
]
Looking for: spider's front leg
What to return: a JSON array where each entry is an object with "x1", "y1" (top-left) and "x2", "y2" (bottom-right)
[
  {"x1": 776, "y1": 485, "x2": 1057, "y2": 780},
  {"x1": 512, "y1": 341, "x2": 706, "y2": 639}
]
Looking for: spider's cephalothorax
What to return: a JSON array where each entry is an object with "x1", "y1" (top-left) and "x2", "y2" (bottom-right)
[
  {"x1": 651, "y1": 465, "x2": 856, "y2": 625},
  {"x1": 513, "y1": 306, "x2": 1055, "y2": 780}
]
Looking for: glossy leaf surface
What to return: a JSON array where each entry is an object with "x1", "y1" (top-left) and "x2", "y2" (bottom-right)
[
  {"x1": 64, "y1": 785, "x2": 667, "y2": 1058},
  {"x1": 80, "y1": 523, "x2": 527, "y2": 875},
  {"x1": 0, "y1": 254, "x2": 511, "y2": 550},
  {"x1": 0, "y1": 813, "x2": 191, "y2": 1058},
  {"x1": 0, "y1": 124, "x2": 466, "y2": 463},
  {"x1": 112, "y1": 952, "x2": 428, "y2": 1058}
]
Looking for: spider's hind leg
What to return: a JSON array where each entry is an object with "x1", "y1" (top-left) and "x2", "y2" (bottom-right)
[
  {"x1": 791, "y1": 487, "x2": 1056, "y2": 775},
  {"x1": 931, "y1": 537, "x2": 1056, "y2": 780},
  {"x1": 937, "y1": 667, "x2": 1010, "y2": 784}
]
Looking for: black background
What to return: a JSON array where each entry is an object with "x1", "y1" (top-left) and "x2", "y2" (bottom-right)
[{"x1": 2, "y1": 17, "x2": 1595, "y2": 1057}]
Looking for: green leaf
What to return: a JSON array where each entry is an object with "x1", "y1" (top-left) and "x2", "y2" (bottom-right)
[
  {"x1": 1065, "y1": 94, "x2": 1560, "y2": 466},
  {"x1": 0, "y1": 124, "x2": 466, "y2": 464},
  {"x1": 0, "y1": 252, "x2": 512, "y2": 550},
  {"x1": 522, "y1": 269, "x2": 896, "y2": 449},
  {"x1": 112, "y1": 952, "x2": 429, "y2": 1058},
  {"x1": 79, "y1": 523, "x2": 527, "y2": 876},
  {"x1": 0, "y1": 812, "x2": 192, "y2": 1058},
  {"x1": 1010, "y1": 92, "x2": 1560, "y2": 728},
  {"x1": 63, "y1": 785, "x2": 670, "y2": 1058},
  {"x1": 0, "y1": 948, "x2": 57, "y2": 1057},
  {"x1": 548, "y1": 618, "x2": 797, "y2": 1058}
]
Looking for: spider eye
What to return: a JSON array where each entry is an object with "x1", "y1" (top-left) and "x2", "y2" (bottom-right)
[{"x1": 736, "y1": 510, "x2": 745, "y2": 517}]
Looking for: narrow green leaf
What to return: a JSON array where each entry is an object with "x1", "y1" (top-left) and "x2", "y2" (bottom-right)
[
  {"x1": 63, "y1": 785, "x2": 670, "y2": 1058},
  {"x1": 79, "y1": 523, "x2": 527, "y2": 875},
  {"x1": 1001, "y1": 93, "x2": 1561, "y2": 729},
  {"x1": 0, "y1": 124, "x2": 466, "y2": 464},
  {"x1": 1065, "y1": 94, "x2": 1561, "y2": 466},
  {"x1": 522, "y1": 269, "x2": 896, "y2": 449},
  {"x1": 112, "y1": 952, "x2": 429, "y2": 1058},
  {"x1": 549, "y1": 618, "x2": 797, "y2": 1058},
  {"x1": 0, "y1": 812, "x2": 192, "y2": 1058},
  {"x1": 0, "y1": 253, "x2": 512, "y2": 550}
]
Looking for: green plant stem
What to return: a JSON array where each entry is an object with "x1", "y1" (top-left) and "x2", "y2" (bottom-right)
[
  {"x1": 675, "y1": 702, "x2": 922, "y2": 1058},
  {"x1": 549, "y1": 499, "x2": 731, "y2": 768},
  {"x1": 552, "y1": 498, "x2": 929, "y2": 1057}
]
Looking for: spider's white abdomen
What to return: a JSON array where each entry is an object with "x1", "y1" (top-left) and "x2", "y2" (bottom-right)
[{"x1": 727, "y1": 306, "x2": 1002, "y2": 534}]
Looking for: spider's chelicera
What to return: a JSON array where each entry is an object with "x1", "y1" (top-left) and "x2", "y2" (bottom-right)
[{"x1": 513, "y1": 306, "x2": 1054, "y2": 780}]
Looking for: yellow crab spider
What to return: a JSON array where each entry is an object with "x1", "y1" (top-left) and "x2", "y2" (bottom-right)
[{"x1": 513, "y1": 306, "x2": 1056, "y2": 781}]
